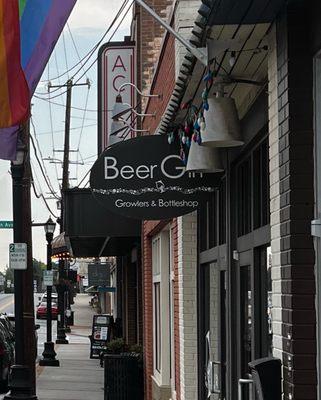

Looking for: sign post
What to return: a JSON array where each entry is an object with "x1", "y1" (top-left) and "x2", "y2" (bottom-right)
[{"x1": 9, "y1": 243, "x2": 27, "y2": 270}]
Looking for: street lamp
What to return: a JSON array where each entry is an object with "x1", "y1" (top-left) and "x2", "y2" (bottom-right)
[
  {"x1": 39, "y1": 217, "x2": 59, "y2": 366},
  {"x1": 4, "y1": 139, "x2": 37, "y2": 400}
]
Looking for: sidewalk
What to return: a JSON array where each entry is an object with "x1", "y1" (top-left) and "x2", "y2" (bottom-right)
[{"x1": 35, "y1": 294, "x2": 103, "y2": 400}]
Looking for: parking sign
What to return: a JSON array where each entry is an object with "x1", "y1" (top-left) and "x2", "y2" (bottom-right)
[{"x1": 9, "y1": 243, "x2": 27, "y2": 270}]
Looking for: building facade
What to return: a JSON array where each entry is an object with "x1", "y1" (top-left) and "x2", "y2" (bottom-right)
[{"x1": 115, "y1": 0, "x2": 321, "y2": 399}]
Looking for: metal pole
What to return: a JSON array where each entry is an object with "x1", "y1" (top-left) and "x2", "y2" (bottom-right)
[
  {"x1": 4, "y1": 125, "x2": 37, "y2": 400},
  {"x1": 39, "y1": 232, "x2": 59, "y2": 366},
  {"x1": 134, "y1": 0, "x2": 208, "y2": 65},
  {"x1": 12, "y1": 165, "x2": 24, "y2": 365},
  {"x1": 46, "y1": 236, "x2": 52, "y2": 343}
]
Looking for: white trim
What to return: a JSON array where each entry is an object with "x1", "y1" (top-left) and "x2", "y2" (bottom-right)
[{"x1": 152, "y1": 230, "x2": 171, "y2": 386}]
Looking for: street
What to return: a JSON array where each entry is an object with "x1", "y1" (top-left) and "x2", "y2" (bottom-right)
[{"x1": 0, "y1": 293, "x2": 57, "y2": 360}]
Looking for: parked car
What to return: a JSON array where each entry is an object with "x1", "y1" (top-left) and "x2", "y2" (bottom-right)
[
  {"x1": 6, "y1": 314, "x2": 40, "y2": 361},
  {"x1": 0, "y1": 315, "x2": 14, "y2": 391},
  {"x1": 38, "y1": 292, "x2": 58, "y2": 306},
  {"x1": 36, "y1": 301, "x2": 58, "y2": 320}
]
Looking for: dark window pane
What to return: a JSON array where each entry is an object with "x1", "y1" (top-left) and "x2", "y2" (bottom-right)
[
  {"x1": 253, "y1": 139, "x2": 269, "y2": 229},
  {"x1": 219, "y1": 179, "x2": 226, "y2": 244},
  {"x1": 237, "y1": 158, "x2": 252, "y2": 236}
]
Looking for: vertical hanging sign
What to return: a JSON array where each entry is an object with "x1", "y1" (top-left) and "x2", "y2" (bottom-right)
[{"x1": 97, "y1": 38, "x2": 136, "y2": 153}]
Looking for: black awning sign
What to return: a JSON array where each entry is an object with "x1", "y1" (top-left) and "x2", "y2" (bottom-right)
[{"x1": 90, "y1": 135, "x2": 221, "y2": 220}]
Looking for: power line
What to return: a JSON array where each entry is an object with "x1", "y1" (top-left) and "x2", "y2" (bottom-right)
[
  {"x1": 30, "y1": 120, "x2": 60, "y2": 200},
  {"x1": 30, "y1": 161, "x2": 58, "y2": 218},
  {"x1": 36, "y1": 0, "x2": 134, "y2": 100},
  {"x1": 76, "y1": 85, "x2": 90, "y2": 182},
  {"x1": 47, "y1": 63, "x2": 61, "y2": 188},
  {"x1": 67, "y1": 22, "x2": 87, "y2": 77},
  {"x1": 73, "y1": 1, "x2": 135, "y2": 87},
  {"x1": 36, "y1": 0, "x2": 130, "y2": 95},
  {"x1": 33, "y1": 95, "x2": 111, "y2": 113},
  {"x1": 62, "y1": 30, "x2": 69, "y2": 79},
  {"x1": 36, "y1": 123, "x2": 96, "y2": 136},
  {"x1": 31, "y1": 178, "x2": 58, "y2": 219}
]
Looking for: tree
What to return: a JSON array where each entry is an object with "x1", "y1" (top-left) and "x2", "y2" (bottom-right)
[
  {"x1": 33, "y1": 258, "x2": 46, "y2": 292},
  {"x1": 4, "y1": 265, "x2": 14, "y2": 293}
]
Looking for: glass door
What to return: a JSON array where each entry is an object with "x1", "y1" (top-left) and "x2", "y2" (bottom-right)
[
  {"x1": 237, "y1": 246, "x2": 272, "y2": 399},
  {"x1": 201, "y1": 264, "x2": 227, "y2": 399}
]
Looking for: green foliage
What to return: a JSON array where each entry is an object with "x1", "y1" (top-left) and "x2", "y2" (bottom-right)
[
  {"x1": 105, "y1": 338, "x2": 128, "y2": 354},
  {"x1": 105, "y1": 338, "x2": 143, "y2": 355},
  {"x1": 33, "y1": 258, "x2": 46, "y2": 291},
  {"x1": 4, "y1": 265, "x2": 14, "y2": 293}
]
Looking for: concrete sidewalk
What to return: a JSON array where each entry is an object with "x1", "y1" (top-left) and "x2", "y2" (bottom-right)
[{"x1": 35, "y1": 294, "x2": 103, "y2": 400}]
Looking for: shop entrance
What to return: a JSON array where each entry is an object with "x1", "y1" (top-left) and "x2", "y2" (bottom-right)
[{"x1": 236, "y1": 245, "x2": 272, "y2": 399}]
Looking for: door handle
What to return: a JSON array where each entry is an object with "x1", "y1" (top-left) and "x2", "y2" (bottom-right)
[
  {"x1": 238, "y1": 378, "x2": 253, "y2": 400},
  {"x1": 207, "y1": 360, "x2": 221, "y2": 395}
]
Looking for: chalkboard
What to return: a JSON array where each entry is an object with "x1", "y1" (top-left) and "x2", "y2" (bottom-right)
[{"x1": 88, "y1": 263, "x2": 110, "y2": 287}]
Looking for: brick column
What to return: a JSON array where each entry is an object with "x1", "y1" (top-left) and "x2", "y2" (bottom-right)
[
  {"x1": 177, "y1": 213, "x2": 198, "y2": 400},
  {"x1": 274, "y1": 3, "x2": 316, "y2": 399}
]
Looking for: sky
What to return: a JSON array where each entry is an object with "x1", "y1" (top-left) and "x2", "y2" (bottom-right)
[{"x1": 0, "y1": 1, "x2": 132, "y2": 270}]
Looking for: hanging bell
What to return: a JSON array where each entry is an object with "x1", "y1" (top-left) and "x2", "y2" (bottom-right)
[
  {"x1": 201, "y1": 96, "x2": 243, "y2": 147},
  {"x1": 186, "y1": 140, "x2": 224, "y2": 173}
]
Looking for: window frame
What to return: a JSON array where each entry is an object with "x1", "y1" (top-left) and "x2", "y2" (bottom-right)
[{"x1": 152, "y1": 229, "x2": 171, "y2": 386}]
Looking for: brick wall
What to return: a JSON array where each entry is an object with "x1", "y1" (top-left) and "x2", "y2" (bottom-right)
[
  {"x1": 171, "y1": 219, "x2": 181, "y2": 400},
  {"x1": 268, "y1": 23, "x2": 283, "y2": 364},
  {"x1": 177, "y1": 213, "x2": 198, "y2": 400},
  {"x1": 174, "y1": 0, "x2": 200, "y2": 78},
  {"x1": 271, "y1": 3, "x2": 317, "y2": 399},
  {"x1": 143, "y1": 33, "x2": 176, "y2": 132},
  {"x1": 142, "y1": 218, "x2": 181, "y2": 400},
  {"x1": 138, "y1": 0, "x2": 173, "y2": 104}
]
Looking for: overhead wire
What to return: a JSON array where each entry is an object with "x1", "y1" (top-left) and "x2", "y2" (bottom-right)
[
  {"x1": 47, "y1": 63, "x2": 61, "y2": 188},
  {"x1": 30, "y1": 160, "x2": 58, "y2": 218},
  {"x1": 33, "y1": 95, "x2": 111, "y2": 113},
  {"x1": 35, "y1": 0, "x2": 133, "y2": 100},
  {"x1": 72, "y1": 0, "x2": 134, "y2": 86},
  {"x1": 30, "y1": 119, "x2": 60, "y2": 200},
  {"x1": 36, "y1": 123, "x2": 96, "y2": 136},
  {"x1": 67, "y1": 22, "x2": 87, "y2": 77},
  {"x1": 30, "y1": 178, "x2": 58, "y2": 219},
  {"x1": 76, "y1": 84, "x2": 90, "y2": 182},
  {"x1": 36, "y1": 0, "x2": 130, "y2": 97},
  {"x1": 62, "y1": 30, "x2": 69, "y2": 78}
]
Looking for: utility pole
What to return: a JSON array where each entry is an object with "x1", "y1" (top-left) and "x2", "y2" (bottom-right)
[{"x1": 48, "y1": 79, "x2": 90, "y2": 344}]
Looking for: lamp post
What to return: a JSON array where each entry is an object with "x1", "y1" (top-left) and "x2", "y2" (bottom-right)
[
  {"x1": 39, "y1": 217, "x2": 59, "y2": 367},
  {"x1": 4, "y1": 140, "x2": 37, "y2": 400}
]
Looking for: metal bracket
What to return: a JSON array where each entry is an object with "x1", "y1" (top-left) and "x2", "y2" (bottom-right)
[
  {"x1": 134, "y1": 0, "x2": 241, "y2": 66},
  {"x1": 312, "y1": 219, "x2": 321, "y2": 238},
  {"x1": 238, "y1": 378, "x2": 253, "y2": 400}
]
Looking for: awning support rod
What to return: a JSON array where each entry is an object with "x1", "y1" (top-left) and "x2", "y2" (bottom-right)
[{"x1": 134, "y1": 0, "x2": 209, "y2": 66}]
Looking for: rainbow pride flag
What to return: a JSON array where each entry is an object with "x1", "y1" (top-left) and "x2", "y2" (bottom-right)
[
  {"x1": 0, "y1": 0, "x2": 76, "y2": 160},
  {"x1": 0, "y1": 0, "x2": 29, "y2": 128}
]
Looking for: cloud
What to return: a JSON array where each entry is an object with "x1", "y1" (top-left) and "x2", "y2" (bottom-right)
[{"x1": 68, "y1": 0, "x2": 132, "y2": 34}]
